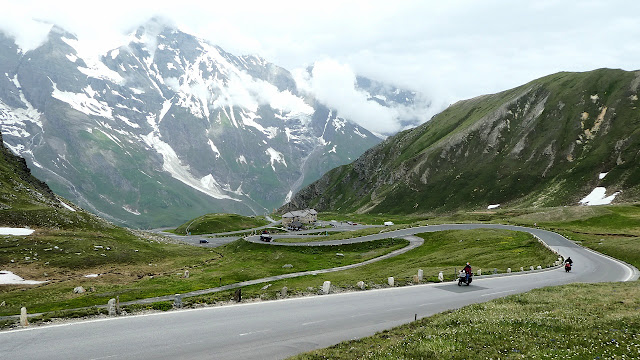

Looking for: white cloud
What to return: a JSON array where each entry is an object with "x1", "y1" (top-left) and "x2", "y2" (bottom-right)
[
  {"x1": 1, "y1": 1, "x2": 639, "y2": 134},
  {"x1": 294, "y1": 59, "x2": 401, "y2": 134}
]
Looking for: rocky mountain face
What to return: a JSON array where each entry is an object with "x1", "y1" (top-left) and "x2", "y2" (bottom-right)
[
  {"x1": 285, "y1": 69, "x2": 640, "y2": 214},
  {"x1": 0, "y1": 131, "x2": 58, "y2": 209},
  {"x1": 0, "y1": 20, "x2": 419, "y2": 228},
  {"x1": 0, "y1": 130, "x2": 102, "y2": 229}
]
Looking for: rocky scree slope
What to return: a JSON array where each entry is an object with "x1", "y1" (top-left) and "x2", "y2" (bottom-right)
[{"x1": 284, "y1": 69, "x2": 640, "y2": 214}]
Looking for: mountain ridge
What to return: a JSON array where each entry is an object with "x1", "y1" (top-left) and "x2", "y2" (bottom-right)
[
  {"x1": 0, "y1": 20, "x2": 423, "y2": 227},
  {"x1": 283, "y1": 68, "x2": 640, "y2": 214}
]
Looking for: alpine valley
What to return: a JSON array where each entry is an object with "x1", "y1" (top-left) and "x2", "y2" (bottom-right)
[
  {"x1": 0, "y1": 19, "x2": 423, "y2": 228},
  {"x1": 285, "y1": 69, "x2": 640, "y2": 214}
]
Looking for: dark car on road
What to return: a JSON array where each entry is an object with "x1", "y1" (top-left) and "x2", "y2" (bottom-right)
[
  {"x1": 199, "y1": 239, "x2": 209, "y2": 244},
  {"x1": 260, "y1": 235, "x2": 272, "y2": 242}
]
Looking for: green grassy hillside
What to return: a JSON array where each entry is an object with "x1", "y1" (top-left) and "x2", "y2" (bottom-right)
[
  {"x1": 285, "y1": 69, "x2": 640, "y2": 215},
  {"x1": 172, "y1": 213, "x2": 271, "y2": 234}
]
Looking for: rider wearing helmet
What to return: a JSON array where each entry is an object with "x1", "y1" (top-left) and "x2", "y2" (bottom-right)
[{"x1": 463, "y1": 262, "x2": 472, "y2": 282}]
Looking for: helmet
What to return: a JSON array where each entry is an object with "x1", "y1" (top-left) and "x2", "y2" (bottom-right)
[{"x1": 466, "y1": 262, "x2": 470, "y2": 265}]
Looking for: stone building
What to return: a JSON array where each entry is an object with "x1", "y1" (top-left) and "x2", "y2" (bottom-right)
[{"x1": 281, "y1": 209, "x2": 318, "y2": 227}]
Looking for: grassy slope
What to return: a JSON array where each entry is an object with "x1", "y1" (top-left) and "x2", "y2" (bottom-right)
[
  {"x1": 172, "y1": 213, "x2": 271, "y2": 235},
  {"x1": 0, "y1": 238, "x2": 406, "y2": 316},
  {"x1": 292, "y1": 282, "x2": 640, "y2": 360}
]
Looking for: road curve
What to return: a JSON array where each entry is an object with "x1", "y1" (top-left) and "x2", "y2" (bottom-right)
[{"x1": 1, "y1": 224, "x2": 637, "y2": 360}]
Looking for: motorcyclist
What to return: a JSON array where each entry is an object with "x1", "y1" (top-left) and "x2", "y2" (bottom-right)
[
  {"x1": 564, "y1": 257, "x2": 573, "y2": 272},
  {"x1": 463, "y1": 262, "x2": 472, "y2": 283},
  {"x1": 565, "y1": 257, "x2": 573, "y2": 265}
]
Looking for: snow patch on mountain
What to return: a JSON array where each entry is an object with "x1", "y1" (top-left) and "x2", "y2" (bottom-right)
[
  {"x1": 50, "y1": 79, "x2": 114, "y2": 119},
  {"x1": 0, "y1": 75, "x2": 43, "y2": 135},
  {"x1": 142, "y1": 132, "x2": 239, "y2": 201},
  {"x1": 284, "y1": 190, "x2": 293, "y2": 204},
  {"x1": 60, "y1": 201, "x2": 76, "y2": 211},
  {"x1": 354, "y1": 127, "x2": 368, "y2": 138},
  {"x1": 60, "y1": 37, "x2": 124, "y2": 84},
  {"x1": 115, "y1": 115, "x2": 140, "y2": 129},
  {"x1": 266, "y1": 147, "x2": 287, "y2": 171},
  {"x1": 122, "y1": 205, "x2": 140, "y2": 215},
  {"x1": 579, "y1": 187, "x2": 620, "y2": 206},
  {"x1": 208, "y1": 139, "x2": 221, "y2": 159}
]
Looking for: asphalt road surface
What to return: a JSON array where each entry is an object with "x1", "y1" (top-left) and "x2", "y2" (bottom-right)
[{"x1": 1, "y1": 225, "x2": 637, "y2": 360}]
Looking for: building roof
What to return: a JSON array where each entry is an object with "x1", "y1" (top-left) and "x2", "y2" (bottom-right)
[{"x1": 282, "y1": 209, "x2": 317, "y2": 218}]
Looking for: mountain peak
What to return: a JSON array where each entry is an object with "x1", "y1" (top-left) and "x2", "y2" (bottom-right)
[{"x1": 0, "y1": 22, "x2": 420, "y2": 227}]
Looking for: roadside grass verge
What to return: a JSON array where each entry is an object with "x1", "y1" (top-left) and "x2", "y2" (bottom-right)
[
  {"x1": 0, "y1": 237, "x2": 405, "y2": 317},
  {"x1": 274, "y1": 224, "x2": 413, "y2": 243},
  {"x1": 171, "y1": 213, "x2": 270, "y2": 235},
  {"x1": 318, "y1": 212, "x2": 423, "y2": 225},
  {"x1": 291, "y1": 281, "x2": 640, "y2": 359}
]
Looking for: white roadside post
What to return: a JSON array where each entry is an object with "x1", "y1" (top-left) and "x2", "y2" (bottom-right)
[
  {"x1": 20, "y1": 307, "x2": 28, "y2": 327},
  {"x1": 108, "y1": 298, "x2": 117, "y2": 316},
  {"x1": 322, "y1": 281, "x2": 331, "y2": 294}
]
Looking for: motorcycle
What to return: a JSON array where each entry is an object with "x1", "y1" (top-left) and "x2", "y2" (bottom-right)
[
  {"x1": 565, "y1": 262, "x2": 572, "y2": 272},
  {"x1": 458, "y1": 271, "x2": 472, "y2": 286}
]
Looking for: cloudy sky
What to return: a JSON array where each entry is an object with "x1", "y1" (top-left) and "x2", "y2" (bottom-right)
[{"x1": 1, "y1": 0, "x2": 639, "y2": 134}]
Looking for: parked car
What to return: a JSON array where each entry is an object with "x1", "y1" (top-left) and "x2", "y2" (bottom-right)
[
  {"x1": 260, "y1": 235, "x2": 272, "y2": 242},
  {"x1": 199, "y1": 239, "x2": 209, "y2": 244}
]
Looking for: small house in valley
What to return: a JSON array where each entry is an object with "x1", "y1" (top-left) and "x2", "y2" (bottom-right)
[{"x1": 281, "y1": 209, "x2": 318, "y2": 228}]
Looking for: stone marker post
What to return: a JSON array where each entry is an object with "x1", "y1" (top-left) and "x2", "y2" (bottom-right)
[
  {"x1": 530, "y1": 266, "x2": 534, "y2": 271},
  {"x1": 356, "y1": 281, "x2": 365, "y2": 290},
  {"x1": 108, "y1": 298, "x2": 116, "y2": 316},
  {"x1": 477, "y1": 269, "x2": 482, "y2": 276},
  {"x1": 388, "y1": 277, "x2": 394, "y2": 287},
  {"x1": 493, "y1": 268, "x2": 498, "y2": 274},
  {"x1": 418, "y1": 269, "x2": 424, "y2": 282},
  {"x1": 20, "y1": 307, "x2": 28, "y2": 327},
  {"x1": 281, "y1": 287, "x2": 288, "y2": 298},
  {"x1": 174, "y1": 294, "x2": 183, "y2": 309},
  {"x1": 537, "y1": 265, "x2": 542, "y2": 270},
  {"x1": 507, "y1": 268, "x2": 511, "y2": 273},
  {"x1": 234, "y1": 289, "x2": 242, "y2": 302},
  {"x1": 438, "y1": 271, "x2": 444, "y2": 282},
  {"x1": 520, "y1": 267, "x2": 524, "y2": 272},
  {"x1": 322, "y1": 281, "x2": 331, "y2": 294}
]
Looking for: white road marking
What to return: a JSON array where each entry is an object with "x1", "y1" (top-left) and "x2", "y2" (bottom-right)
[
  {"x1": 418, "y1": 302, "x2": 436, "y2": 307},
  {"x1": 481, "y1": 290, "x2": 514, "y2": 297},
  {"x1": 302, "y1": 320, "x2": 326, "y2": 326},
  {"x1": 239, "y1": 329, "x2": 270, "y2": 336},
  {"x1": 385, "y1": 307, "x2": 405, "y2": 312},
  {"x1": 350, "y1": 312, "x2": 374, "y2": 318}
]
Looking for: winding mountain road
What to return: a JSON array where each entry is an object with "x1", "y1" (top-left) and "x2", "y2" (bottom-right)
[{"x1": 1, "y1": 224, "x2": 637, "y2": 360}]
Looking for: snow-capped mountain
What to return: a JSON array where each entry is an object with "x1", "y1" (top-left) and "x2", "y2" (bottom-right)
[{"x1": 0, "y1": 20, "x2": 421, "y2": 228}]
